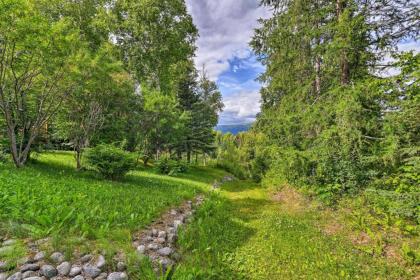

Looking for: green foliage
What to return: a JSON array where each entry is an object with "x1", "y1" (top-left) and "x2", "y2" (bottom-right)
[
  {"x1": 85, "y1": 144, "x2": 136, "y2": 180},
  {"x1": 156, "y1": 157, "x2": 189, "y2": 176},
  {"x1": 0, "y1": 152, "x2": 203, "y2": 240},
  {"x1": 175, "y1": 180, "x2": 413, "y2": 279}
]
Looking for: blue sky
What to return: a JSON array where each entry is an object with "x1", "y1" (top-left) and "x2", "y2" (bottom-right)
[
  {"x1": 186, "y1": 0, "x2": 270, "y2": 125},
  {"x1": 186, "y1": 1, "x2": 419, "y2": 125}
]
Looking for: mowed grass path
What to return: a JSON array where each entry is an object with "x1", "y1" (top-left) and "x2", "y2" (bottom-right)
[
  {"x1": 0, "y1": 152, "x2": 224, "y2": 245},
  {"x1": 174, "y1": 181, "x2": 415, "y2": 279}
]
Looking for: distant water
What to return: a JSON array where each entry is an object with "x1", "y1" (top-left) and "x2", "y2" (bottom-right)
[{"x1": 216, "y1": 124, "x2": 252, "y2": 135}]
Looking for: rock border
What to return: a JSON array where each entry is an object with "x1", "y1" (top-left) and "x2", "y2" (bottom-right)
[
  {"x1": 0, "y1": 195, "x2": 205, "y2": 280},
  {"x1": 132, "y1": 195, "x2": 204, "y2": 273}
]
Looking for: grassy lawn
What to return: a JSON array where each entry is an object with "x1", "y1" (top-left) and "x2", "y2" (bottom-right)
[
  {"x1": 0, "y1": 151, "x2": 225, "y2": 261},
  {"x1": 174, "y1": 181, "x2": 416, "y2": 279}
]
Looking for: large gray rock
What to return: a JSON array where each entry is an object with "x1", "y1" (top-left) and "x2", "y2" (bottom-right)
[
  {"x1": 157, "y1": 247, "x2": 173, "y2": 256},
  {"x1": 0, "y1": 273, "x2": 8, "y2": 280},
  {"x1": 82, "y1": 264, "x2": 101, "y2": 278},
  {"x1": 68, "y1": 265, "x2": 82, "y2": 277},
  {"x1": 50, "y1": 252, "x2": 65, "y2": 263},
  {"x1": 57, "y1": 262, "x2": 71, "y2": 276},
  {"x1": 6, "y1": 272, "x2": 21, "y2": 280},
  {"x1": 95, "y1": 255, "x2": 106, "y2": 269},
  {"x1": 40, "y1": 264, "x2": 57, "y2": 278},
  {"x1": 107, "y1": 272, "x2": 128, "y2": 280},
  {"x1": 22, "y1": 277, "x2": 42, "y2": 280},
  {"x1": 0, "y1": 261, "x2": 8, "y2": 272},
  {"x1": 2, "y1": 240, "x2": 16, "y2": 247},
  {"x1": 19, "y1": 264, "x2": 39, "y2": 273},
  {"x1": 72, "y1": 276, "x2": 84, "y2": 280},
  {"x1": 21, "y1": 271, "x2": 38, "y2": 279},
  {"x1": 33, "y1": 252, "x2": 45, "y2": 262}
]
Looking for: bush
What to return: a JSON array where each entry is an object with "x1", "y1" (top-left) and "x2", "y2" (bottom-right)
[
  {"x1": 215, "y1": 160, "x2": 246, "y2": 180},
  {"x1": 156, "y1": 157, "x2": 189, "y2": 176},
  {"x1": 86, "y1": 144, "x2": 136, "y2": 180}
]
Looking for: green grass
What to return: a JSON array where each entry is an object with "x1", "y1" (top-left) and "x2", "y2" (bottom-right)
[
  {"x1": 0, "y1": 151, "x2": 222, "y2": 246},
  {"x1": 1, "y1": 152, "x2": 416, "y2": 279},
  {"x1": 174, "y1": 181, "x2": 415, "y2": 279}
]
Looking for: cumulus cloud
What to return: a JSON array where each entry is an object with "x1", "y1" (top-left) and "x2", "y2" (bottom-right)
[
  {"x1": 186, "y1": 0, "x2": 271, "y2": 80},
  {"x1": 220, "y1": 90, "x2": 261, "y2": 124}
]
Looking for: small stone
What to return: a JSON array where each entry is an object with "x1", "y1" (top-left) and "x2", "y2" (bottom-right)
[
  {"x1": 72, "y1": 276, "x2": 84, "y2": 280},
  {"x1": 57, "y1": 262, "x2": 71, "y2": 276},
  {"x1": 107, "y1": 272, "x2": 128, "y2": 280},
  {"x1": 19, "y1": 264, "x2": 39, "y2": 273},
  {"x1": 147, "y1": 244, "x2": 159, "y2": 251},
  {"x1": 136, "y1": 245, "x2": 145, "y2": 254},
  {"x1": 158, "y1": 258, "x2": 173, "y2": 270},
  {"x1": 172, "y1": 252, "x2": 182, "y2": 261},
  {"x1": 95, "y1": 255, "x2": 106, "y2": 269},
  {"x1": 142, "y1": 236, "x2": 153, "y2": 242},
  {"x1": 167, "y1": 233, "x2": 177, "y2": 243},
  {"x1": 96, "y1": 272, "x2": 108, "y2": 280},
  {"x1": 22, "y1": 277, "x2": 42, "y2": 280},
  {"x1": 167, "y1": 227, "x2": 175, "y2": 234},
  {"x1": 0, "y1": 273, "x2": 8, "y2": 280},
  {"x1": 33, "y1": 251, "x2": 45, "y2": 262},
  {"x1": 116, "y1": 262, "x2": 126, "y2": 272},
  {"x1": 21, "y1": 271, "x2": 38, "y2": 278},
  {"x1": 157, "y1": 247, "x2": 172, "y2": 257},
  {"x1": 69, "y1": 265, "x2": 82, "y2": 277},
  {"x1": 2, "y1": 240, "x2": 16, "y2": 247},
  {"x1": 40, "y1": 264, "x2": 57, "y2": 278},
  {"x1": 82, "y1": 264, "x2": 101, "y2": 278},
  {"x1": 173, "y1": 220, "x2": 182, "y2": 229},
  {"x1": 156, "y1": 238, "x2": 166, "y2": 244},
  {"x1": 151, "y1": 229, "x2": 158, "y2": 237},
  {"x1": 50, "y1": 252, "x2": 65, "y2": 263},
  {"x1": 157, "y1": 231, "x2": 166, "y2": 239},
  {"x1": 6, "y1": 272, "x2": 21, "y2": 280},
  {"x1": 170, "y1": 209, "x2": 177, "y2": 215},
  {"x1": 80, "y1": 254, "x2": 92, "y2": 263}
]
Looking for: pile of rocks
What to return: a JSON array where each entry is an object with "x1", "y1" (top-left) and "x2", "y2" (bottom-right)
[
  {"x1": 0, "y1": 242, "x2": 127, "y2": 280},
  {"x1": 132, "y1": 195, "x2": 205, "y2": 272},
  {"x1": 212, "y1": 175, "x2": 236, "y2": 189}
]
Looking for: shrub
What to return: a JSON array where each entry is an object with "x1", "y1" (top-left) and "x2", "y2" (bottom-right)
[
  {"x1": 156, "y1": 157, "x2": 189, "y2": 176},
  {"x1": 86, "y1": 144, "x2": 135, "y2": 179}
]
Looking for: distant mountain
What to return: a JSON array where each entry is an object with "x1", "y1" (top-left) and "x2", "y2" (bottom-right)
[{"x1": 216, "y1": 123, "x2": 252, "y2": 135}]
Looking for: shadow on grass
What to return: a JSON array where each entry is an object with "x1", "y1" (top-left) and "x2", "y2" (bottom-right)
[{"x1": 174, "y1": 192, "x2": 271, "y2": 280}]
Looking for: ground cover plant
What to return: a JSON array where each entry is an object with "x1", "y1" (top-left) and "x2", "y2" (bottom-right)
[
  {"x1": 0, "y1": 152, "x2": 211, "y2": 243},
  {"x1": 174, "y1": 181, "x2": 419, "y2": 279}
]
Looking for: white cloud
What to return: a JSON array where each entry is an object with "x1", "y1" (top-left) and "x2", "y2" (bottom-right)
[
  {"x1": 220, "y1": 90, "x2": 261, "y2": 124},
  {"x1": 186, "y1": 0, "x2": 271, "y2": 80}
]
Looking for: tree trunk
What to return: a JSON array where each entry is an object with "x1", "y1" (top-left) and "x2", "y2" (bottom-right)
[
  {"x1": 336, "y1": 0, "x2": 350, "y2": 85},
  {"x1": 75, "y1": 149, "x2": 82, "y2": 170},
  {"x1": 187, "y1": 150, "x2": 191, "y2": 163}
]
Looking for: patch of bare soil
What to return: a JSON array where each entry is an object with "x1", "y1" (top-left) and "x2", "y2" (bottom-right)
[{"x1": 271, "y1": 187, "x2": 309, "y2": 214}]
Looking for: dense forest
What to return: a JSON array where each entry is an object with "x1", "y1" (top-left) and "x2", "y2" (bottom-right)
[
  {"x1": 0, "y1": 0, "x2": 419, "y2": 279},
  {"x1": 216, "y1": 0, "x2": 419, "y2": 235},
  {"x1": 0, "y1": 0, "x2": 223, "y2": 169}
]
